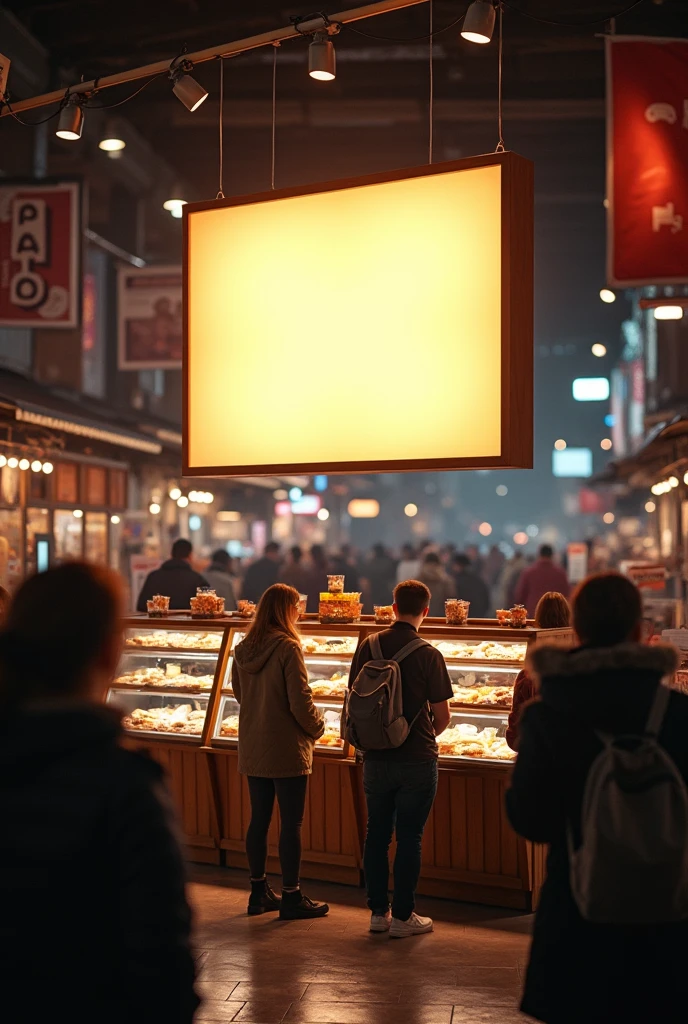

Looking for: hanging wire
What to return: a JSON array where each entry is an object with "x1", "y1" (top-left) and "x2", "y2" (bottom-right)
[
  {"x1": 271, "y1": 42, "x2": 279, "y2": 190},
  {"x1": 495, "y1": 3, "x2": 505, "y2": 153},
  {"x1": 2, "y1": 96, "x2": 64, "y2": 125},
  {"x1": 85, "y1": 73, "x2": 165, "y2": 109},
  {"x1": 428, "y1": 0, "x2": 434, "y2": 164},
  {"x1": 217, "y1": 57, "x2": 225, "y2": 199},
  {"x1": 500, "y1": 0, "x2": 646, "y2": 28}
]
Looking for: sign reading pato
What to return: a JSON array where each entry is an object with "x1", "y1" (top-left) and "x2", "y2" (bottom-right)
[
  {"x1": 183, "y1": 153, "x2": 533, "y2": 477},
  {"x1": 0, "y1": 181, "x2": 81, "y2": 327}
]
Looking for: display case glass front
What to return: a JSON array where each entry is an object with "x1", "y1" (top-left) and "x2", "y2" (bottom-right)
[
  {"x1": 437, "y1": 708, "x2": 514, "y2": 763},
  {"x1": 429, "y1": 637, "x2": 527, "y2": 663},
  {"x1": 448, "y1": 664, "x2": 518, "y2": 710},
  {"x1": 109, "y1": 624, "x2": 226, "y2": 742}
]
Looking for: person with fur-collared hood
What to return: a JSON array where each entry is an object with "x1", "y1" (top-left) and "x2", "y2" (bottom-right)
[{"x1": 506, "y1": 571, "x2": 688, "y2": 1024}]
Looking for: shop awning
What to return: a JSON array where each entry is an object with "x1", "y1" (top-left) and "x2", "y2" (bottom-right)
[
  {"x1": 595, "y1": 416, "x2": 688, "y2": 489},
  {"x1": 0, "y1": 369, "x2": 163, "y2": 455}
]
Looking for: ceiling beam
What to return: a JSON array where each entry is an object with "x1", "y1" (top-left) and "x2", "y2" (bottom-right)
[{"x1": 1, "y1": 0, "x2": 429, "y2": 116}]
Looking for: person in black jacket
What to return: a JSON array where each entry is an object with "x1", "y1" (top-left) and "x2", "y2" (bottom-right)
[
  {"x1": 450, "y1": 553, "x2": 490, "y2": 618},
  {"x1": 241, "y1": 541, "x2": 282, "y2": 604},
  {"x1": 136, "y1": 537, "x2": 208, "y2": 612},
  {"x1": 506, "y1": 571, "x2": 688, "y2": 1024},
  {"x1": 0, "y1": 562, "x2": 199, "y2": 1024}
]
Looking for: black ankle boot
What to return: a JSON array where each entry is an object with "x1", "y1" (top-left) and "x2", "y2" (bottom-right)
[
  {"x1": 247, "y1": 881, "x2": 281, "y2": 916},
  {"x1": 279, "y1": 890, "x2": 329, "y2": 920}
]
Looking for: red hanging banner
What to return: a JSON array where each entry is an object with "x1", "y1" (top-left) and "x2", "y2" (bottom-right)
[{"x1": 606, "y1": 36, "x2": 688, "y2": 287}]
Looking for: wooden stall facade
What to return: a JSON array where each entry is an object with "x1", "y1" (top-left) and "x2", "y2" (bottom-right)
[{"x1": 113, "y1": 615, "x2": 565, "y2": 910}]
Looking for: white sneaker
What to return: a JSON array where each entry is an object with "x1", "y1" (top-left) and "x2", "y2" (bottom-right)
[
  {"x1": 389, "y1": 912, "x2": 433, "y2": 938},
  {"x1": 369, "y1": 910, "x2": 392, "y2": 933}
]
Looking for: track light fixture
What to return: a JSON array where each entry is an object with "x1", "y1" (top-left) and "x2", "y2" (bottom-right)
[
  {"x1": 309, "y1": 32, "x2": 336, "y2": 81},
  {"x1": 461, "y1": 0, "x2": 496, "y2": 45},
  {"x1": 163, "y1": 184, "x2": 187, "y2": 219},
  {"x1": 169, "y1": 58, "x2": 208, "y2": 112},
  {"x1": 56, "y1": 94, "x2": 85, "y2": 140}
]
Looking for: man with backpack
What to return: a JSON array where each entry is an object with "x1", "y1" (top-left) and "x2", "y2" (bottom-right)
[
  {"x1": 345, "y1": 580, "x2": 452, "y2": 937},
  {"x1": 506, "y1": 572, "x2": 688, "y2": 1024}
]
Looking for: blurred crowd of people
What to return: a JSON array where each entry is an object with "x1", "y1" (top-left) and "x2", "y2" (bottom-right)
[{"x1": 209, "y1": 539, "x2": 571, "y2": 618}]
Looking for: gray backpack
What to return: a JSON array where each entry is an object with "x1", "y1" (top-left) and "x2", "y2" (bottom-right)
[
  {"x1": 341, "y1": 633, "x2": 429, "y2": 751},
  {"x1": 569, "y1": 682, "x2": 688, "y2": 925}
]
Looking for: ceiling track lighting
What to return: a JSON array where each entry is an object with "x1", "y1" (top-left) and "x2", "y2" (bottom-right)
[
  {"x1": 55, "y1": 93, "x2": 85, "y2": 140},
  {"x1": 461, "y1": 0, "x2": 496, "y2": 45},
  {"x1": 293, "y1": 13, "x2": 340, "y2": 82},
  {"x1": 169, "y1": 57, "x2": 208, "y2": 112}
]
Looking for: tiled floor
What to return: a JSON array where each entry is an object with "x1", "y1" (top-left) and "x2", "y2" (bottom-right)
[{"x1": 190, "y1": 866, "x2": 533, "y2": 1024}]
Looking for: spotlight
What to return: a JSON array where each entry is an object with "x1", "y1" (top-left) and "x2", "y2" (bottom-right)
[
  {"x1": 591, "y1": 343, "x2": 607, "y2": 357},
  {"x1": 56, "y1": 95, "x2": 84, "y2": 140},
  {"x1": 73, "y1": 509, "x2": 84, "y2": 519},
  {"x1": 149, "y1": 502, "x2": 161, "y2": 515},
  {"x1": 0, "y1": 455, "x2": 6, "y2": 467},
  {"x1": 404, "y1": 503, "x2": 418, "y2": 517},
  {"x1": 170, "y1": 60, "x2": 208, "y2": 112},
  {"x1": 7, "y1": 457, "x2": 18, "y2": 469},
  {"x1": 309, "y1": 32, "x2": 336, "y2": 80},
  {"x1": 30, "y1": 460, "x2": 42, "y2": 472},
  {"x1": 169, "y1": 486, "x2": 182, "y2": 501},
  {"x1": 654, "y1": 305, "x2": 684, "y2": 321},
  {"x1": 110, "y1": 515, "x2": 121, "y2": 525},
  {"x1": 163, "y1": 194, "x2": 187, "y2": 219},
  {"x1": 645, "y1": 502, "x2": 656, "y2": 513},
  {"x1": 554, "y1": 439, "x2": 567, "y2": 451},
  {"x1": 317, "y1": 508, "x2": 330, "y2": 521},
  {"x1": 599, "y1": 288, "x2": 616, "y2": 304},
  {"x1": 18, "y1": 458, "x2": 29, "y2": 471},
  {"x1": 177, "y1": 495, "x2": 189, "y2": 508},
  {"x1": 42, "y1": 461, "x2": 54, "y2": 474},
  {"x1": 461, "y1": 0, "x2": 496, "y2": 44},
  {"x1": 600, "y1": 438, "x2": 613, "y2": 451},
  {"x1": 98, "y1": 120, "x2": 126, "y2": 153}
]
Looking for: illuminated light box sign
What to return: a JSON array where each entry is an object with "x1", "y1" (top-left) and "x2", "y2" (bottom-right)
[
  {"x1": 184, "y1": 152, "x2": 533, "y2": 477},
  {"x1": 552, "y1": 447, "x2": 593, "y2": 479}
]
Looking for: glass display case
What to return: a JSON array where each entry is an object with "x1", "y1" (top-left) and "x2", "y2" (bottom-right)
[
  {"x1": 108, "y1": 623, "x2": 226, "y2": 743},
  {"x1": 436, "y1": 709, "x2": 514, "y2": 763},
  {"x1": 212, "y1": 627, "x2": 355, "y2": 757}
]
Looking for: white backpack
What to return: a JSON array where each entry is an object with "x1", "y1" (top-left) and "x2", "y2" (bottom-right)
[{"x1": 569, "y1": 682, "x2": 688, "y2": 925}]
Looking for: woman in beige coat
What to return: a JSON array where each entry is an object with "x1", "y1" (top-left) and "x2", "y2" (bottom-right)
[{"x1": 232, "y1": 583, "x2": 329, "y2": 919}]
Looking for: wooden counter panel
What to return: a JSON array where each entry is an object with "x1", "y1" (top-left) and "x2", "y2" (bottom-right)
[
  {"x1": 131, "y1": 740, "x2": 221, "y2": 864},
  {"x1": 213, "y1": 750, "x2": 361, "y2": 884},
  {"x1": 420, "y1": 766, "x2": 523, "y2": 892}
]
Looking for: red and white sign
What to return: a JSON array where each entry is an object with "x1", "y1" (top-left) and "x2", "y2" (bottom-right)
[
  {"x1": 625, "y1": 562, "x2": 667, "y2": 591},
  {"x1": 567, "y1": 542, "x2": 588, "y2": 584},
  {"x1": 0, "y1": 180, "x2": 81, "y2": 327},
  {"x1": 606, "y1": 36, "x2": 688, "y2": 286}
]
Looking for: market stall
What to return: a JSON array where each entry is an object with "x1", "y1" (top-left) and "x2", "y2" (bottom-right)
[{"x1": 109, "y1": 614, "x2": 571, "y2": 906}]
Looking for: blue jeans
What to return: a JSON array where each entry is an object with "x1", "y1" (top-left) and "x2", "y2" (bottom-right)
[{"x1": 363, "y1": 759, "x2": 438, "y2": 921}]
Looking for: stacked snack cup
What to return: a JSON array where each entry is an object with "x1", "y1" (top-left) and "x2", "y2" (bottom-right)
[
  {"x1": 445, "y1": 599, "x2": 470, "y2": 625},
  {"x1": 496, "y1": 608, "x2": 511, "y2": 627},
  {"x1": 298, "y1": 594, "x2": 308, "y2": 618},
  {"x1": 237, "y1": 599, "x2": 256, "y2": 618},
  {"x1": 374, "y1": 605, "x2": 394, "y2": 624},
  {"x1": 147, "y1": 594, "x2": 170, "y2": 617},
  {"x1": 327, "y1": 574, "x2": 345, "y2": 593},
  {"x1": 509, "y1": 604, "x2": 528, "y2": 628}
]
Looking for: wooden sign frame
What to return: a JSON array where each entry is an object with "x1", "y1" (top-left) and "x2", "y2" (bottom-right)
[{"x1": 183, "y1": 151, "x2": 533, "y2": 477}]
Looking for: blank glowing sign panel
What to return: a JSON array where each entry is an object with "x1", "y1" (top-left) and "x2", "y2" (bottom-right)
[{"x1": 184, "y1": 152, "x2": 533, "y2": 476}]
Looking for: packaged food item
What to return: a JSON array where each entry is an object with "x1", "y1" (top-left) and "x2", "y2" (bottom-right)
[
  {"x1": 190, "y1": 588, "x2": 225, "y2": 617},
  {"x1": 496, "y1": 608, "x2": 511, "y2": 627},
  {"x1": 318, "y1": 592, "x2": 362, "y2": 624},
  {"x1": 509, "y1": 603, "x2": 528, "y2": 628},
  {"x1": 374, "y1": 605, "x2": 394, "y2": 624},
  {"x1": 146, "y1": 594, "x2": 170, "y2": 617},
  {"x1": 237, "y1": 599, "x2": 256, "y2": 618},
  {"x1": 445, "y1": 599, "x2": 470, "y2": 625},
  {"x1": 327, "y1": 574, "x2": 345, "y2": 593}
]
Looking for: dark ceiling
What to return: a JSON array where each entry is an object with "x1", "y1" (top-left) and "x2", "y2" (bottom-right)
[{"x1": 5, "y1": 1, "x2": 687, "y2": 221}]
